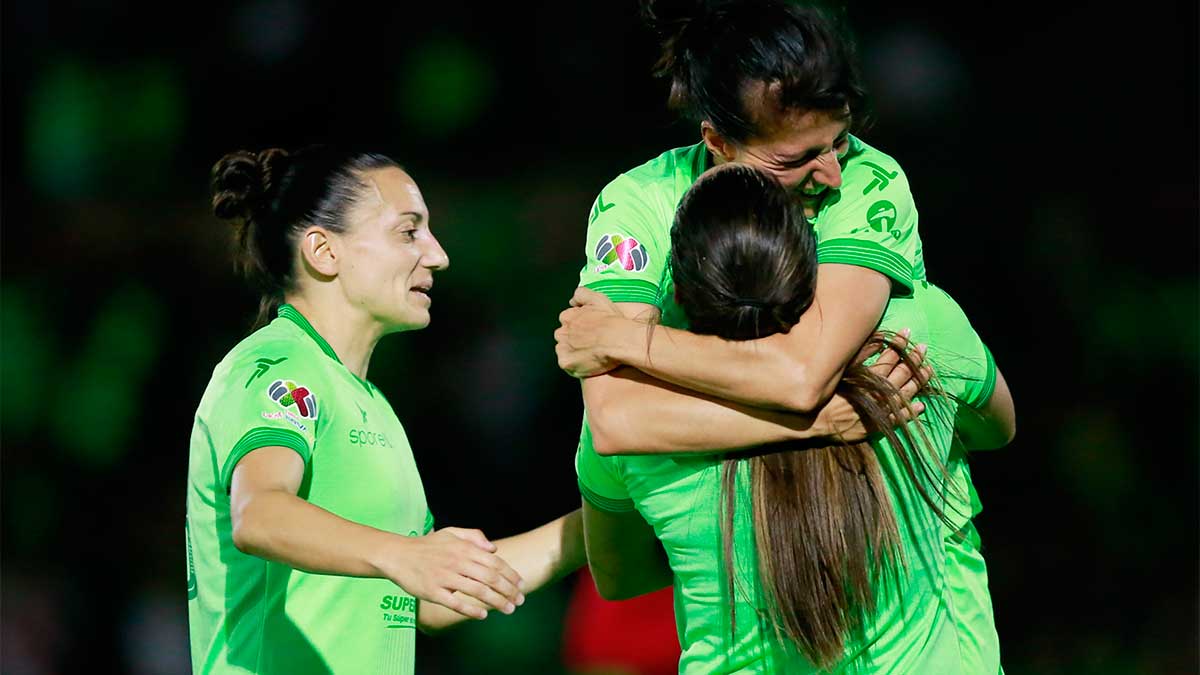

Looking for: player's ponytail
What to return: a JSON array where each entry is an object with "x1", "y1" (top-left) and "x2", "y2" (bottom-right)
[
  {"x1": 209, "y1": 146, "x2": 401, "y2": 327},
  {"x1": 642, "y1": 0, "x2": 866, "y2": 144},
  {"x1": 670, "y1": 164, "x2": 949, "y2": 669}
]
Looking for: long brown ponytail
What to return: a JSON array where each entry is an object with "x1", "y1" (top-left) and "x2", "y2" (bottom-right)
[{"x1": 670, "y1": 165, "x2": 950, "y2": 669}]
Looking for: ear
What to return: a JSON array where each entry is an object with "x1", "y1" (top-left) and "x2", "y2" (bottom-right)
[
  {"x1": 700, "y1": 122, "x2": 738, "y2": 163},
  {"x1": 299, "y1": 226, "x2": 338, "y2": 277}
]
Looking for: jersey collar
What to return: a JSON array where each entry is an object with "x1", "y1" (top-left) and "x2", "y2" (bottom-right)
[{"x1": 277, "y1": 304, "x2": 342, "y2": 364}]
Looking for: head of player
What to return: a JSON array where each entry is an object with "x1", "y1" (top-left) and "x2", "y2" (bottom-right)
[
  {"x1": 669, "y1": 163, "x2": 942, "y2": 670},
  {"x1": 644, "y1": 0, "x2": 862, "y2": 208},
  {"x1": 211, "y1": 146, "x2": 448, "y2": 341}
]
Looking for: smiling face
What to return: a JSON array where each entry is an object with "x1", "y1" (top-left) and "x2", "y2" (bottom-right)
[
  {"x1": 701, "y1": 87, "x2": 852, "y2": 215},
  {"x1": 332, "y1": 167, "x2": 449, "y2": 333},
  {"x1": 734, "y1": 107, "x2": 850, "y2": 196}
]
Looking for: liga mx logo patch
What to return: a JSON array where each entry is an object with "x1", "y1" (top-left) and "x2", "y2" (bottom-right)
[
  {"x1": 594, "y1": 233, "x2": 648, "y2": 273},
  {"x1": 268, "y1": 380, "x2": 318, "y2": 419}
]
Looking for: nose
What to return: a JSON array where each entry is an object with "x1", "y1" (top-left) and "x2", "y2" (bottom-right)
[
  {"x1": 422, "y1": 233, "x2": 450, "y2": 271},
  {"x1": 811, "y1": 150, "x2": 843, "y2": 190}
]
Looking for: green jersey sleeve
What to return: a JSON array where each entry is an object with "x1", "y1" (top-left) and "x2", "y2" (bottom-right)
[
  {"x1": 577, "y1": 174, "x2": 672, "y2": 306},
  {"x1": 208, "y1": 344, "x2": 327, "y2": 492},
  {"x1": 960, "y1": 343, "x2": 998, "y2": 410},
  {"x1": 575, "y1": 421, "x2": 635, "y2": 513},
  {"x1": 815, "y1": 137, "x2": 922, "y2": 295}
]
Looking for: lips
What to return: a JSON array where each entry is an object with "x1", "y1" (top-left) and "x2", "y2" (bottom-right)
[{"x1": 410, "y1": 281, "x2": 433, "y2": 303}]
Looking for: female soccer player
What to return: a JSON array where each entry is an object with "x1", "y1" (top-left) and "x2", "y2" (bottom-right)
[
  {"x1": 186, "y1": 146, "x2": 584, "y2": 674},
  {"x1": 574, "y1": 164, "x2": 1015, "y2": 673},
  {"x1": 558, "y1": 1, "x2": 1008, "y2": 670}
]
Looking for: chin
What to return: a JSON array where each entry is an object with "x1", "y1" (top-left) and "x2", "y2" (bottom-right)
[{"x1": 388, "y1": 311, "x2": 431, "y2": 333}]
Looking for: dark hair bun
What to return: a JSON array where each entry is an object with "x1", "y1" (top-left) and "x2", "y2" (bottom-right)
[
  {"x1": 642, "y1": 0, "x2": 709, "y2": 76},
  {"x1": 210, "y1": 148, "x2": 290, "y2": 221}
]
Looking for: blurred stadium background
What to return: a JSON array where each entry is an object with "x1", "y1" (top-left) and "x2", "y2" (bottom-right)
[{"x1": 2, "y1": 1, "x2": 1196, "y2": 673}]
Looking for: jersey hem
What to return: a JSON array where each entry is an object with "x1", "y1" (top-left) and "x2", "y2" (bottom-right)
[{"x1": 578, "y1": 481, "x2": 636, "y2": 513}]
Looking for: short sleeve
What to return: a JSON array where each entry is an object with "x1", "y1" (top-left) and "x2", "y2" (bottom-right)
[
  {"x1": 577, "y1": 174, "x2": 671, "y2": 306},
  {"x1": 207, "y1": 348, "x2": 326, "y2": 493},
  {"x1": 575, "y1": 420, "x2": 635, "y2": 513},
  {"x1": 960, "y1": 343, "x2": 998, "y2": 410},
  {"x1": 814, "y1": 140, "x2": 922, "y2": 296}
]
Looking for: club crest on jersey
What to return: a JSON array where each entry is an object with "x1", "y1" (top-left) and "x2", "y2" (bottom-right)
[
  {"x1": 866, "y1": 200, "x2": 901, "y2": 239},
  {"x1": 267, "y1": 380, "x2": 318, "y2": 419},
  {"x1": 594, "y1": 233, "x2": 648, "y2": 273}
]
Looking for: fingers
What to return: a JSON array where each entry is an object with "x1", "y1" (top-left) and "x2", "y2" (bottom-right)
[
  {"x1": 888, "y1": 328, "x2": 912, "y2": 353},
  {"x1": 482, "y1": 551, "x2": 525, "y2": 596},
  {"x1": 869, "y1": 342, "x2": 901, "y2": 376},
  {"x1": 885, "y1": 356, "x2": 913, "y2": 391},
  {"x1": 432, "y1": 589, "x2": 488, "y2": 621},
  {"x1": 440, "y1": 527, "x2": 497, "y2": 553},
  {"x1": 463, "y1": 560, "x2": 523, "y2": 608},
  {"x1": 571, "y1": 287, "x2": 601, "y2": 307},
  {"x1": 452, "y1": 574, "x2": 517, "y2": 615}
]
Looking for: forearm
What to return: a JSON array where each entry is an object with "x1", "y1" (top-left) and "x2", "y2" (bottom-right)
[
  {"x1": 604, "y1": 264, "x2": 891, "y2": 413},
  {"x1": 494, "y1": 509, "x2": 586, "y2": 591},
  {"x1": 582, "y1": 503, "x2": 673, "y2": 601},
  {"x1": 418, "y1": 510, "x2": 586, "y2": 632},
  {"x1": 232, "y1": 489, "x2": 392, "y2": 578},
  {"x1": 586, "y1": 368, "x2": 824, "y2": 456},
  {"x1": 612, "y1": 325, "x2": 820, "y2": 411}
]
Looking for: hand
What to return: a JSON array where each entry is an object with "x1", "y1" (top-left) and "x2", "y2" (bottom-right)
[
  {"x1": 814, "y1": 330, "x2": 932, "y2": 442},
  {"x1": 864, "y1": 330, "x2": 933, "y2": 403},
  {"x1": 375, "y1": 527, "x2": 525, "y2": 621},
  {"x1": 554, "y1": 288, "x2": 630, "y2": 378}
]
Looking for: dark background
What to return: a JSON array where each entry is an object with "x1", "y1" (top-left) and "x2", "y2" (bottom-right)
[{"x1": 2, "y1": 1, "x2": 1197, "y2": 673}]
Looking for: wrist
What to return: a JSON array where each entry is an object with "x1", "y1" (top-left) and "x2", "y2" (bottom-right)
[
  {"x1": 608, "y1": 317, "x2": 646, "y2": 367},
  {"x1": 784, "y1": 409, "x2": 823, "y2": 441},
  {"x1": 365, "y1": 529, "x2": 408, "y2": 579}
]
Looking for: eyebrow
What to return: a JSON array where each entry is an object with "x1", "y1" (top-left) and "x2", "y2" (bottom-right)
[
  {"x1": 781, "y1": 127, "x2": 851, "y2": 166},
  {"x1": 391, "y1": 211, "x2": 426, "y2": 226}
]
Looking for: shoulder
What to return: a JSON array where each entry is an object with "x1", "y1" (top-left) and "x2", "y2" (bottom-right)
[
  {"x1": 837, "y1": 135, "x2": 914, "y2": 204},
  {"x1": 593, "y1": 143, "x2": 706, "y2": 216},
  {"x1": 206, "y1": 321, "x2": 328, "y2": 399}
]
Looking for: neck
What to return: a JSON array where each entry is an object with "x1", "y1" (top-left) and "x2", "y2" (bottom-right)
[{"x1": 282, "y1": 295, "x2": 384, "y2": 380}]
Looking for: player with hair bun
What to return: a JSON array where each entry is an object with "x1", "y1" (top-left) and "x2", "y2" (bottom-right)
[{"x1": 188, "y1": 146, "x2": 584, "y2": 674}]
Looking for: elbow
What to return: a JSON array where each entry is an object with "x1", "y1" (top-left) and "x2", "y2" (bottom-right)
[
  {"x1": 587, "y1": 401, "x2": 634, "y2": 457},
  {"x1": 1002, "y1": 420, "x2": 1017, "y2": 447},
  {"x1": 779, "y1": 370, "x2": 824, "y2": 414},
  {"x1": 770, "y1": 350, "x2": 825, "y2": 413},
  {"x1": 591, "y1": 570, "x2": 636, "y2": 601},
  {"x1": 590, "y1": 416, "x2": 625, "y2": 457},
  {"x1": 230, "y1": 498, "x2": 262, "y2": 555}
]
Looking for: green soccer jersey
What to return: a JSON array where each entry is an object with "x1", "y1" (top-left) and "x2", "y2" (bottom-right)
[
  {"x1": 577, "y1": 282, "x2": 996, "y2": 674},
  {"x1": 919, "y1": 285, "x2": 1004, "y2": 675},
  {"x1": 578, "y1": 137, "x2": 926, "y2": 326},
  {"x1": 186, "y1": 304, "x2": 434, "y2": 675}
]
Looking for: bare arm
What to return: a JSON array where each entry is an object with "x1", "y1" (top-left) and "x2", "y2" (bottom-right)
[
  {"x1": 561, "y1": 283, "x2": 925, "y2": 456},
  {"x1": 230, "y1": 446, "x2": 523, "y2": 620},
  {"x1": 581, "y1": 502, "x2": 673, "y2": 601},
  {"x1": 955, "y1": 367, "x2": 1016, "y2": 450},
  {"x1": 584, "y1": 366, "x2": 866, "y2": 456},
  {"x1": 561, "y1": 265, "x2": 892, "y2": 413},
  {"x1": 418, "y1": 509, "x2": 587, "y2": 633}
]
